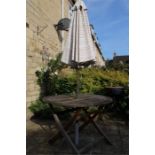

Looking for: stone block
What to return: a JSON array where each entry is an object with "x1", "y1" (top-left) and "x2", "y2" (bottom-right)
[{"x1": 26, "y1": 0, "x2": 74, "y2": 113}]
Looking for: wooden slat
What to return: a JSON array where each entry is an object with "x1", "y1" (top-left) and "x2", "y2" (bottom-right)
[
  {"x1": 83, "y1": 109, "x2": 113, "y2": 145},
  {"x1": 43, "y1": 94, "x2": 112, "y2": 108},
  {"x1": 52, "y1": 113, "x2": 80, "y2": 154},
  {"x1": 48, "y1": 109, "x2": 80, "y2": 144}
]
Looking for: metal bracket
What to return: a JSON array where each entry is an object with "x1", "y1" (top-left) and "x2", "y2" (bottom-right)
[{"x1": 37, "y1": 24, "x2": 48, "y2": 35}]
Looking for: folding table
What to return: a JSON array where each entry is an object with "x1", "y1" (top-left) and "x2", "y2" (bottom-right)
[{"x1": 43, "y1": 94, "x2": 113, "y2": 154}]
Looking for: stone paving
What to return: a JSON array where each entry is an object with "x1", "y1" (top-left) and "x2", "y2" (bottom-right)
[{"x1": 27, "y1": 115, "x2": 129, "y2": 155}]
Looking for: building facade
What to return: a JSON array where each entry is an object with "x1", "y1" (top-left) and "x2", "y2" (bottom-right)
[
  {"x1": 26, "y1": 0, "x2": 105, "y2": 112},
  {"x1": 90, "y1": 24, "x2": 105, "y2": 67}
]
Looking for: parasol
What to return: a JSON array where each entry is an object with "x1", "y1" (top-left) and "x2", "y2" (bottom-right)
[{"x1": 61, "y1": 0, "x2": 96, "y2": 97}]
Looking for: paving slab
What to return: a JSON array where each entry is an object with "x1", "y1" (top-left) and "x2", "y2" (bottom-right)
[{"x1": 27, "y1": 116, "x2": 129, "y2": 155}]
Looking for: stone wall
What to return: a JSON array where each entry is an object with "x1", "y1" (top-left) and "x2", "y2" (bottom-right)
[
  {"x1": 95, "y1": 45, "x2": 105, "y2": 67},
  {"x1": 26, "y1": 0, "x2": 105, "y2": 117},
  {"x1": 26, "y1": 0, "x2": 71, "y2": 115}
]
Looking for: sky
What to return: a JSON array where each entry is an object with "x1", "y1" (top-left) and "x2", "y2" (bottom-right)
[{"x1": 84, "y1": 0, "x2": 129, "y2": 59}]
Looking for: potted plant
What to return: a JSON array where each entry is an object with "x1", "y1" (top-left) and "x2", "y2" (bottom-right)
[{"x1": 105, "y1": 83, "x2": 124, "y2": 96}]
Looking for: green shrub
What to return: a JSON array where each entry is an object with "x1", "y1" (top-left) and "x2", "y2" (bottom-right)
[
  {"x1": 28, "y1": 99, "x2": 71, "y2": 119},
  {"x1": 35, "y1": 54, "x2": 129, "y2": 96},
  {"x1": 28, "y1": 100, "x2": 52, "y2": 119},
  {"x1": 32, "y1": 58, "x2": 129, "y2": 118},
  {"x1": 35, "y1": 53, "x2": 66, "y2": 96},
  {"x1": 79, "y1": 68, "x2": 128, "y2": 94},
  {"x1": 56, "y1": 76, "x2": 76, "y2": 94}
]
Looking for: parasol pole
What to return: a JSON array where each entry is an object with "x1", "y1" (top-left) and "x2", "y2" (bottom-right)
[{"x1": 76, "y1": 65, "x2": 80, "y2": 98}]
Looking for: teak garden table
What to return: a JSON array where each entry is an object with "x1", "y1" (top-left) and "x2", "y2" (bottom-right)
[{"x1": 43, "y1": 94, "x2": 113, "y2": 154}]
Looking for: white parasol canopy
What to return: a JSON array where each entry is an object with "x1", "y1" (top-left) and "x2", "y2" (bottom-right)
[{"x1": 61, "y1": 0, "x2": 96, "y2": 67}]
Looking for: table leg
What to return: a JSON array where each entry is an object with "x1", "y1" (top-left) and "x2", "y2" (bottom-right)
[
  {"x1": 49, "y1": 109, "x2": 80, "y2": 144},
  {"x1": 79, "y1": 112, "x2": 98, "y2": 131},
  {"x1": 52, "y1": 113, "x2": 80, "y2": 154},
  {"x1": 92, "y1": 120, "x2": 113, "y2": 145},
  {"x1": 83, "y1": 109, "x2": 113, "y2": 145},
  {"x1": 75, "y1": 120, "x2": 80, "y2": 146}
]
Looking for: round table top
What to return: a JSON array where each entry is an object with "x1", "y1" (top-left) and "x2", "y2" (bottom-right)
[{"x1": 43, "y1": 94, "x2": 112, "y2": 108}]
